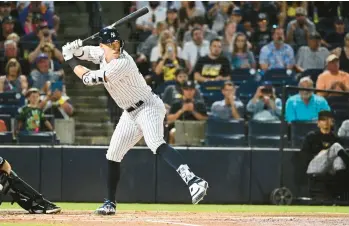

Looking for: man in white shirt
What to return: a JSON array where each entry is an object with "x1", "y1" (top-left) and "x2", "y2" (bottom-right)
[{"x1": 181, "y1": 27, "x2": 210, "y2": 73}]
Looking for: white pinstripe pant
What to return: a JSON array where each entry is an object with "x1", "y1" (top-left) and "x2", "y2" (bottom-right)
[{"x1": 106, "y1": 95, "x2": 167, "y2": 162}]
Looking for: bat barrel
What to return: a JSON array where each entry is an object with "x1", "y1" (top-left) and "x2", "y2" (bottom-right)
[{"x1": 81, "y1": 7, "x2": 149, "y2": 45}]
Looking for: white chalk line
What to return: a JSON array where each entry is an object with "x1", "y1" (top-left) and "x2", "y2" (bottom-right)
[{"x1": 146, "y1": 220, "x2": 202, "y2": 226}]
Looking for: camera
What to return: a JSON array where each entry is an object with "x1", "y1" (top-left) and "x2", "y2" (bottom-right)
[{"x1": 261, "y1": 87, "x2": 272, "y2": 94}]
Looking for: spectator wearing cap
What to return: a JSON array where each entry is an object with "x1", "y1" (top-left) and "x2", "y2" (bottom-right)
[
  {"x1": 0, "y1": 58, "x2": 28, "y2": 95},
  {"x1": 241, "y1": 2, "x2": 279, "y2": 30},
  {"x1": 286, "y1": 7, "x2": 316, "y2": 49},
  {"x1": 28, "y1": 41, "x2": 64, "y2": 77},
  {"x1": 211, "y1": 81, "x2": 244, "y2": 120},
  {"x1": 259, "y1": 27, "x2": 295, "y2": 70},
  {"x1": 30, "y1": 53, "x2": 60, "y2": 93},
  {"x1": 227, "y1": 32, "x2": 256, "y2": 70},
  {"x1": 295, "y1": 32, "x2": 330, "y2": 72},
  {"x1": 0, "y1": 40, "x2": 30, "y2": 75},
  {"x1": 0, "y1": 16, "x2": 15, "y2": 42},
  {"x1": 20, "y1": 20, "x2": 58, "y2": 56},
  {"x1": 251, "y1": 13, "x2": 272, "y2": 54},
  {"x1": 181, "y1": 27, "x2": 210, "y2": 73},
  {"x1": 332, "y1": 33, "x2": 349, "y2": 73},
  {"x1": 182, "y1": 16, "x2": 218, "y2": 44},
  {"x1": 247, "y1": 81, "x2": 282, "y2": 121},
  {"x1": 207, "y1": 2, "x2": 234, "y2": 34},
  {"x1": 325, "y1": 18, "x2": 346, "y2": 50},
  {"x1": 167, "y1": 80, "x2": 208, "y2": 144},
  {"x1": 135, "y1": 1, "x2": 167, "y2": 42},
  {"x1": 193, "y1": 38, "x2": 231, "y2": 83},
  {"x1": 285, "y1": 77, "x2": 330, "y2": 122},
  {"x1": 316, "y1": 54, "x2": 349, "y2": 96},
  {"x1": 19, "y1": 1, "x2": 54, "y2": 31},
  {"x1": 299, "y1": 110, "x2": 349, "y2": 177},
  {"x1": 40, "y1": 81, "x2": 73, "y2": 119},
  {"x1": 0, "y1": 1, "x2": 23, "y2": 35},
  {"x1": 230, "y1": 8, "x2": 245, "y2": 33},
  {"x1": 162, "y1": 69, "x2": 203, "y2": 112},
  {"x1": 16, "y1": 87, "x2": 53, "y2": 134}
]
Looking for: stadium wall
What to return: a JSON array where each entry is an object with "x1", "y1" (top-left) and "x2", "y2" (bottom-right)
[{"x1": 0, "y1": 146, "x2": 304, "y2": 204}]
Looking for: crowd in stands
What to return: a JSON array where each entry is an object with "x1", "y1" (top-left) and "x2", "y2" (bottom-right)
[
  {"x1": 0, "y1": 1, "x2": 73, "y2": 143},
  {"x1": 128, "y1": 1, "x2": 349, "y2": 145}
]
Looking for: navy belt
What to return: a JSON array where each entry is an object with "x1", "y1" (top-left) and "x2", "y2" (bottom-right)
[{"x1": 127, "y1": 100, "x2": 144, "y2": 112}]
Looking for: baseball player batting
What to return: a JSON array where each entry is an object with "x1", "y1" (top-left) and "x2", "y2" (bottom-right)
[{"x1": 62, "y1": 28, "x2": 209, "y2": 215}]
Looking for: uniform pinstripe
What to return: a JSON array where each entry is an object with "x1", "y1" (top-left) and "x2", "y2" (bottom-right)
[{"x1": 78, "y1": 46, "x2": 166, "y2": 162}]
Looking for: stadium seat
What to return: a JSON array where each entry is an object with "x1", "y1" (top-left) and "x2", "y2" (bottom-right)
[
  {"x1": 248, "y1": 120, "x2": 287, "y2": 147},
  {"x1": 0, "y1": 105, "x2": 19, "y2": 116},
  {"x1": 199, "y1": 81, "x2": 225, "y2": 109},
  {"x1": 236, "y1": 80, "x2": 260, "y2": 105},
  {"x1": 0, "y1": 132, "x2": 13, "y2": 144},
  {"x1": 154, "y1": 80, "x2": 176, "y2": 96},
  {"x1": 300, "y1": 69, "x2": 324, "y2": 84},
  {"x1": 0, "y1": 92, "x2": 24, "y2": 105},
  {"x1": 17, "y1": 132, "x2": 58, "y2": 145},
  {"x1": 231, "y1": 68, "x2": 256, "y2": 84},
  {"x1": 262, "y1": 69, "x2": 296, "y2": 85},
  {"x1": 205, "y1": 116, "x2": 246, "y2": 146},
  {"x1": 0, "y1": 114, "x2": 11, "y2": 131},
  {"x1": 290, "y1": 121, "x2": 318, "y2": 148}
]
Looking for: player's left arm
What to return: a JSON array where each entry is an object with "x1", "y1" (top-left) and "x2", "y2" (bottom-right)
[{"x1": 63, "y1": 44, "x2": 128, "y2": 86}]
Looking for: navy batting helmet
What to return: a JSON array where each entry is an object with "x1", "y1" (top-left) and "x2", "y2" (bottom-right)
[{"x1": 98, "y1": 28, "x2": 125, "y2": 52}]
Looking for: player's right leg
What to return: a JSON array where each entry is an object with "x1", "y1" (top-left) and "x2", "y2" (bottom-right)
[
  {"x1": 136, "y1": 98, "x2": 208, "y2": 204},
  {"x1": 96, "y1": 111, "x2": 143, "y2": 215}
]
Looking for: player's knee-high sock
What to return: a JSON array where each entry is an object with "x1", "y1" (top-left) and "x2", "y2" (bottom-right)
[
  {"x1": 156, "y1": 143, "x2": 196, "y2": 185},
  {"x1": 107, "y1": 160, "x2": 120, "y2": 203}
]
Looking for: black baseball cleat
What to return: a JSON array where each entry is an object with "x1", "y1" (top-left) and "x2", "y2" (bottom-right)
[
  {"x1": 95, "y1": 199, "x2": 116, "y2": 215},
  {"x1": 28, "y1": 202, "x2": 61, "y2": 214},
  {"x1": 189, "y1": 177, "x2": 209, "y2": 204}
]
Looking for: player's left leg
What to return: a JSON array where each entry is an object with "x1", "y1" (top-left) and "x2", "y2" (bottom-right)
[{"x1": 135, "y1": 98, "x2": 208, "y2": 204}]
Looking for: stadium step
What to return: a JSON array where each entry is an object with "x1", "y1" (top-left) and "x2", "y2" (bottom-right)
[
  {"x1": 74, "y1": 108, "x2": 110, "y2": 123},
  {"x1": 55, "y1": 2, "x2": 127, "y2": 145},
  {"x1": 75, "y1": 135, "x2": 111, "y2": 145}
]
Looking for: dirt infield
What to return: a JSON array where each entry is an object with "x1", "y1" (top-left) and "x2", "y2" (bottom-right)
[{"x1": 1, "y1": 210, "x2": 349, "y2": 226}]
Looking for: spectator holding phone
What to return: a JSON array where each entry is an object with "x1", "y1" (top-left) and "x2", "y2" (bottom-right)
[
  {"x1": 247, "y1": 82, "x2": 282, "y2": 121},
  {"x1": 20, "y1": 20, "x2": 59, "y2": 58},
  {"x1": 154, "y1": 40, "x2": 185, "y2": 82}
]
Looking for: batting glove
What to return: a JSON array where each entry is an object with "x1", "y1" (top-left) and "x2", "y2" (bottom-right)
[
  {"x1": 62, "y1": 44, "x2": 74, "y2": 61},
  {"x1": 70, "y1": 39, "x2": 83, "y2": 57}
]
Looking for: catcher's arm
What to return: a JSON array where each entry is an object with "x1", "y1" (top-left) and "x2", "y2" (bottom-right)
[{"x1": 0, "y1": 157, "x2": 11, "y2": 175}]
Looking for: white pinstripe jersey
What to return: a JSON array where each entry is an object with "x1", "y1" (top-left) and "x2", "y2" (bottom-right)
[{"x1": 79, "y1": 46, "x2": 153, "y2": 109}]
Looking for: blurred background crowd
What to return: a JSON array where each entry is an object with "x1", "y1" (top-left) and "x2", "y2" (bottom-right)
[
  {"x1": 125, "y1": 1, "x2": 349, "y2": 146},
  {"x1": 1, "y1": 1, "x2": 349, "y2": 147}
]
